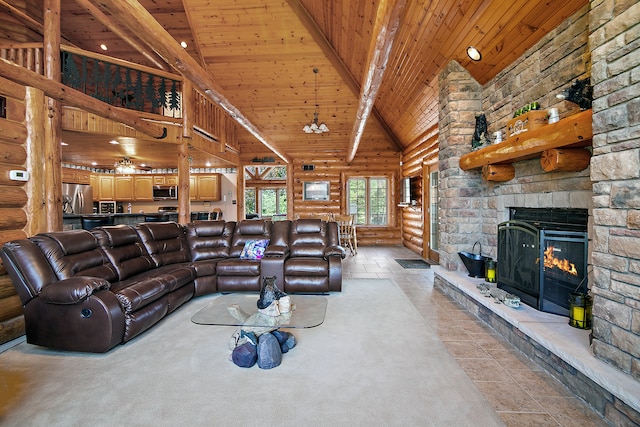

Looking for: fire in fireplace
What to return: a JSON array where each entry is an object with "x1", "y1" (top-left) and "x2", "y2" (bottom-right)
[{"x1": 497, "y1": 208, "x2": 588, "y2": 316}]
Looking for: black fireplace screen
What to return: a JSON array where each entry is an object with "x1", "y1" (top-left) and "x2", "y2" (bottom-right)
[{"x1": 497, "y1": 218, "x2": 588, "y2": 316}]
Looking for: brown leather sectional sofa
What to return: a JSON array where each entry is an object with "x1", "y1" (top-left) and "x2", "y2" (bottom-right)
[{"x1": 0, "y1": 219, "x2": 344, "y2": 353}]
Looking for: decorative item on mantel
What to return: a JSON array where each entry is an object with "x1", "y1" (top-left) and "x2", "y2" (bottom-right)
[
  {"x1": 471, "y1": 113, "x2": 490, "y2": 149},
  {"x1": 556, "y1": 77, "x2": 593, "y2": 110}
]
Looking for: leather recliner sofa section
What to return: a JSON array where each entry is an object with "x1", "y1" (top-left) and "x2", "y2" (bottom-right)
[{"x1": 0, "y1": 219, "x2": 345, "y2": 353}]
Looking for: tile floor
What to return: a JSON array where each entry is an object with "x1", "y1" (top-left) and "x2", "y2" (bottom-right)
[{"x1": 342, "y1": 245, "x2": 610, "y2": 427}]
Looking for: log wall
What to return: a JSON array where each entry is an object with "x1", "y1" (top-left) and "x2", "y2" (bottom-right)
[
  {"x1": 289, "y1": 152, "x2": 402, "y2": 246},
  {"x1": 0, "y1": 76, "x2": 28, "y2": 345},
  {"x1": 400, "y1": 126, "x2": 438, "y2": 258}
]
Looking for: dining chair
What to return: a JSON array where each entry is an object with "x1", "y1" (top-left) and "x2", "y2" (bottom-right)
[{"x1": 334, "y1": 214, "x2": 356, "y2": 255}]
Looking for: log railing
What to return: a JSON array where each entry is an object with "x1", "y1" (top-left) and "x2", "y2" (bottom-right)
[
  {"x1": 0, "y1": 42, "x2": 44, "y2": 74},
  {"x1": 1, "y1": 42, "x2": 237, "y2": 148},
  {"x1": 193, "y1": 88, "x2": 224, "y2": 141}
]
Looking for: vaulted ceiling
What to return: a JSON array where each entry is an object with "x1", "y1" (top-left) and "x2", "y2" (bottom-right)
[{"x1": 2, "y1": 0, "x2": 587, "y2": 169}]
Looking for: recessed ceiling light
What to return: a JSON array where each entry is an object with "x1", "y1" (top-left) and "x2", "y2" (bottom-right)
[
  {"x1": 467, "y1": 46, "x2": 482, "y2": 61},
  {"x1": 61, "y1": 141, "x2": 68, "y2": 146},
  {"x1": 91, "y1": 161, "x2": 97, "y2": 166},
  {"x1": 100, "y1": 44, "x2": 108, "y2": 51},
  {"x1": 109, "y1": 140, "x2": 119, "y2": 145},
  {"x1": 205, "y1": 162, "x2": 211, "y2": 167},
  {"x1": 180, "y1": 41, "x2": 188, "y2": 48}
]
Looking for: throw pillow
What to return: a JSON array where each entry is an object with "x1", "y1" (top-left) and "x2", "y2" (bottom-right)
[{"x1": 239, "y1": 239, "x2": 270, "y2": 260}]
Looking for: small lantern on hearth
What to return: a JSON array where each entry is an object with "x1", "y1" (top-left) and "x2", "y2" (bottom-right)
[
  {"x1": 485, "y1": 259, "x2": 497, "y2": 283},
  {"x1": 569, "y1": 292, "x2": 592, "y2": 329}
]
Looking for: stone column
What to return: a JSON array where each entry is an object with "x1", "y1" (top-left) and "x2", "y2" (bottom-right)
[
  {"x1": 589, "y1": 0, "x2": 640, "y2": 380},
  {"x1": 437, "y1": 61, "x2": 485, "y2": 272}
]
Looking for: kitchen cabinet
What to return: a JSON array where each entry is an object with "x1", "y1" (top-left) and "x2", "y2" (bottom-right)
[
  {"x1": 154, "y1": 175, "x2": 178, "y2": 185},
  {"x1": 115, "y1": 176, "x2": 134, "y2": 201},
  {"x1": 188, "y1": 174, "x2": 221, "y2": 201},
  {"x1": 134, "y1": 176, "x2": 154, "y2": 201},
  {"x1": 189, "y1": 176, "x2": 197, "y2": 200},
  {"x1": 89, "y1": 174, "x2": 98, "y2": 201},
  {"x1": 62, "y1": 168, "x2": 91, "y2": 184},
  {"x1": 195, "y1": 174, "x2": 221, "y2": 201},
  {"x1": 98, "y1": 175, "x2": 115, "y2": 201}
]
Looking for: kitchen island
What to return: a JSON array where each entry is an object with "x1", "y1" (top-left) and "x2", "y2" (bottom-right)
[{"x1": 63, "y1": 213, "x2": 179, "y2": 230}]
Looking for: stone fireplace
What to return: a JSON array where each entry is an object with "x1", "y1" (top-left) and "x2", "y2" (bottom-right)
[
  {"x1": 497, "y1": 208, "x2": 588, "y2": 316},
  {"x1": 434, "y1": 3, "x2": 640, "y2": 425}
]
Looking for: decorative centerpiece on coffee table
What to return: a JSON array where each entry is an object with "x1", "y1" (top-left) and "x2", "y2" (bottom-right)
[{"x1": 227, "y1": 276, "x2": 297, "y2": 369}]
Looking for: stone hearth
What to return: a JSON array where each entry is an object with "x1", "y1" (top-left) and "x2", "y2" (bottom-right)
[{"x1": 434, "y1": 266, "x2": 640, "y2": 424}]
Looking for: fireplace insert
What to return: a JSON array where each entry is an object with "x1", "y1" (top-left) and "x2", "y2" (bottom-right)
[{"x1": 497, "y1": 208, "x2": 588, "y2": 316}]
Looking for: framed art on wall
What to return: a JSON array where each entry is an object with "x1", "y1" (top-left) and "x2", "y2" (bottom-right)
[{"x1": 303, "y1": 181, "x2": 330, "y2": 201}]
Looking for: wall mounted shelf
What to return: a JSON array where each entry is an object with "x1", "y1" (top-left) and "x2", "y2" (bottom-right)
[{"x1": 459, "y1": 109, "x2": 592, "y2": 181}]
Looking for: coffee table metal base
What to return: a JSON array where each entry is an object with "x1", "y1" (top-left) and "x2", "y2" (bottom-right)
[{"x1": 191, "y1": 294, "x2": 327, "y2": 328}]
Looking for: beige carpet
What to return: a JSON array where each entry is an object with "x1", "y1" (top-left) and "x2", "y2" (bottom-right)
[{"x1": 0, "y1": 279, "x2": 504, "y2": 426}]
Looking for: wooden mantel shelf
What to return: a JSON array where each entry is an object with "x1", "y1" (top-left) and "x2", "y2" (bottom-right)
[{"x1": 459, "y1": 109, "x2": 592, "y2": 171}]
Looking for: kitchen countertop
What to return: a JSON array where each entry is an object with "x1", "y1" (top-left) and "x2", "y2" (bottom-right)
[{"x1": 63, "y1": 213, "x2": 177, "y2": 218}]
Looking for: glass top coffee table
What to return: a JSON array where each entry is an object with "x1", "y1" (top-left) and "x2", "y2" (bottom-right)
[{"x1": 191, "y1": 294, "x2": 327, "y2": 328}]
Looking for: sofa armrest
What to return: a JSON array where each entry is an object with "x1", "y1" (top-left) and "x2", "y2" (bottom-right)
[
  {"x1": 324, "y1": 246, "x2": 346, "y2": 260},
  {"x1": 264, "y1": 244, "x2": 289, "y2": 258},
  {"x1": 38, "y1": 276, "x2": 111, "y2": 305}
]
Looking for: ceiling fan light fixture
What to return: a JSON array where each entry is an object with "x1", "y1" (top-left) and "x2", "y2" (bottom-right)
[
  {"x1": 467, "y1": 46, "x2": 482, "y2": 61},
  {"x1": 303, "y1": 68, "x2": 329, "y2": 134}
]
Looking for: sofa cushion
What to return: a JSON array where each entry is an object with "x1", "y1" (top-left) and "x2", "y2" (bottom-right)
[
  {"x1": 288, "y1": 219, "x2": 327, "y2": 258},
  {"x1": 110, "y1": 264, "x2": 195, "y2": 313},
  {"x1": 186, "y1": 220, "x2": 235, "y2": 260},
  {"x1": 229, "y1": 220, "x2": 271, "y2": 257},
  {"x1": 284, "y1": 258, "x2": 328, "y2": 276},
  {"x1": 92, "y1": 225, "x2": 156, "y2": 281},
  {"x1": 31, "y1": 231, "x2": 118, "y2": 282},
  {"x1": 217, "y1": 259, "x2": 261, "y2": 276},
  {"x1": 136, "y1": 222, "x2": 190, "y2": 266}
]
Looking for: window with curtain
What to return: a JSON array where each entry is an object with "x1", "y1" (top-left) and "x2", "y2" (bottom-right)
[{"x1": 347, "y1": 177, "x2": 389, "y2": 225}]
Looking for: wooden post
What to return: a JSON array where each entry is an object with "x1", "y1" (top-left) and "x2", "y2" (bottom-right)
[
  {"x1": 482, "y1": 164, "x2": 515, "y2": 182},
  {"x1": 541, "y1": 148, "x2": 591, "y2": 172},
  {"x1": 25, "y1": 87, "x2": 47, "y2": 236},
  {"x1": 43, "y1": 0, "x2": 62, "y2": 232},
  {"x1": 177, "y1": 141, "x2": 190, "y2": 225}
]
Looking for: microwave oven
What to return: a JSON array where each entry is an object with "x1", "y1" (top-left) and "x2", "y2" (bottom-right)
[
  {"x1": 99, "y1": 201, "x2": 116, "y2": 214},
  {"x1": 153, "y1": 185, "x2": 178, "y2": 200}
]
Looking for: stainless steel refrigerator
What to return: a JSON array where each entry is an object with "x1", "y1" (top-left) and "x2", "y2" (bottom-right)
[{"x1": 62, "y1": 183, "x2": 94, "y2": 214}]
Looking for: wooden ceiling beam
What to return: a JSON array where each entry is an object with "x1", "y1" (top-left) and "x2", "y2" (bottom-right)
[
  {"x1": 93, "y1": 0, "x2": 291, "y2": 164},
  {"x1": 0, "y1": 57, "x2": 167, "y2": 138},
  {"x1": 347, "y1": 0, "x2": 406, "y2": 163},
  {"x1": 0, "y1": 0, "x2": 43, "y2": 35},
  {"x1": 73, "y1": 0, "x2": 170, "y2": 72},
  {"x1": 287, "y1": 0, "x2": 404, "y2": 154}
]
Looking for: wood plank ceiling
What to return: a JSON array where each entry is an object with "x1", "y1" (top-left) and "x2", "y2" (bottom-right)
[{"x1": 7, "y1": 0, "x2": 588, "y2": 169}]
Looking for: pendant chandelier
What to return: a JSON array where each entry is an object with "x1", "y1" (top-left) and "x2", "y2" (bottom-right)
[
  {"x1": 115, "y1": 157, "x2": 135, "y2": 174},
  {"x1": 303, "y1": 68, "x2": 329, "y2": 134}
]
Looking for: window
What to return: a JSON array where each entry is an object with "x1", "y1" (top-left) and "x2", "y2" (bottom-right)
[
  {"x1": 244, "y1": 166, "x2": 287, "y2": 219},
  {"x1": 347, "y1": 177, "x2": 389, "y2": 225},
  {"x1": 260, "y1": 188, "x2": 287, "y2": 217}
]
